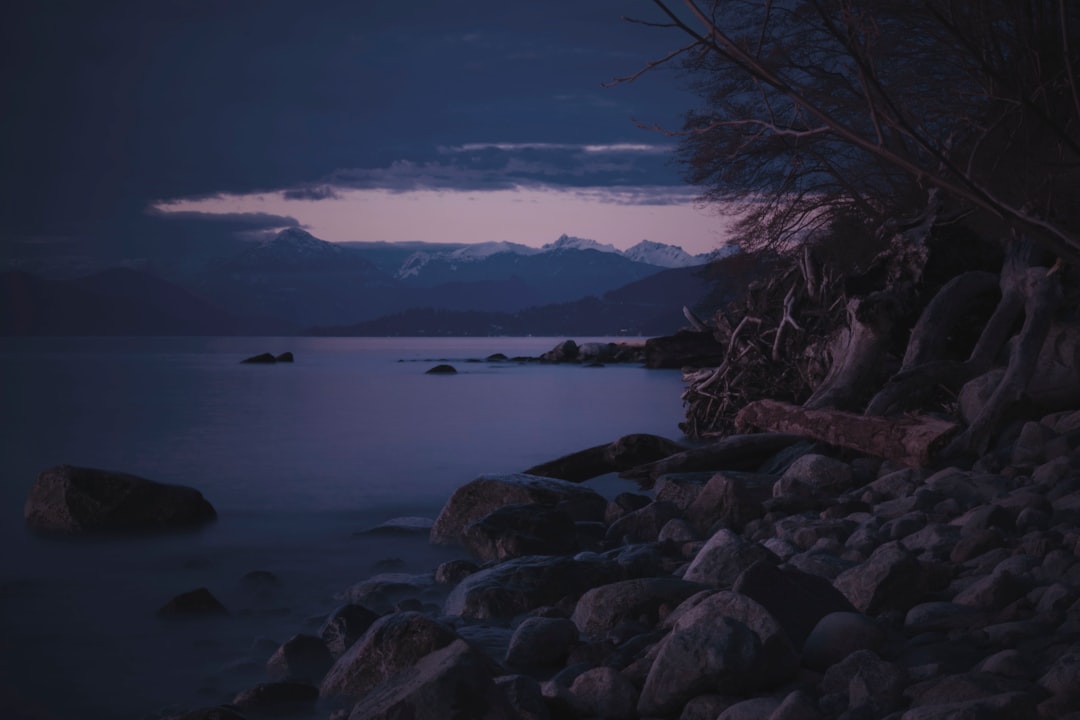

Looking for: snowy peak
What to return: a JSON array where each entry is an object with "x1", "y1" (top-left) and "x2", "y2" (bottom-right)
[
  {"x1": 542, "y1": 234, "x2": 621, "y2": 255},
  {"x1": 446, "y1": 241, "x2": 541, "y2": 261},
  {"x1": 624, "y1": 240, "x2": 703, "y2": 268},
  {"x1": 224, "y1": 228, "x2": 374, "y2": 272}
]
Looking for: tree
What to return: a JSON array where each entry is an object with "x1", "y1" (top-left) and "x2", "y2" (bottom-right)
[
  {"x1": 624, "y1": 1, "x2": 1080, "y2": 460},
  {"x1": 625, "y1": 0, "x2": 1080, "y2": 262}
]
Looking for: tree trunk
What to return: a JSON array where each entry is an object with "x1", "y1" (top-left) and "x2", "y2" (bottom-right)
[{"x1": 736, "y1": 399, "x2": 958, "y2": 467}]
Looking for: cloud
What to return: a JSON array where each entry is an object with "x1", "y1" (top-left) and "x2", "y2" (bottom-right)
[
  {"x1": 282, "y1": 185, "x2": 342, "y2": 201},
  {"x1": 304, "y1": 140, "x2": 682, "y2": 198},
  {"x1": 148, "y1": 208, "x2": 302, "y2": 229}
]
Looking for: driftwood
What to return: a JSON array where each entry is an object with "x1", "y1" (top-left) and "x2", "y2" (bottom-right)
[
  {"x1": 736, "y1": 399, "x2": 958, "y2": 467},
  {"x1": 619, "y1": 432, "x2": 805, "y2": 487}
]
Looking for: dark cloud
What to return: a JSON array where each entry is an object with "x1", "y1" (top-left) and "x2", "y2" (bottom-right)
[
  {"x1": 318, "y1": 142, "x2": 681, "y2": 195},
  {"x1": 282, "y1": 186, "x2": 342, "y2": 201},
  {"x1": 1, "y1": 0, "x2": 696, "y2": 260}
]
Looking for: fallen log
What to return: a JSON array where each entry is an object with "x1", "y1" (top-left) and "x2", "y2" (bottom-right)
[{"x1": 735, "y1": 399, "x2": 958, "y2": 468}]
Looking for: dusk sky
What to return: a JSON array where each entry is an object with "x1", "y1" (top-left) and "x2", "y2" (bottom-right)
[{"x1": 1, "y1": 1, "x2": 738, "y2": 267}]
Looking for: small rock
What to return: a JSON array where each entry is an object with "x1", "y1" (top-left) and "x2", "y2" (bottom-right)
[
  {"x1": 157, "y1": 587, "x2": 228, "y2": 617},
  {"x1": 231, "y1": 681, "x2": 317, "y2": 716},
  {"x1": 504, "y1": 616, "x2": 579, "y2": 669},
  {"x1": 568, "y1": 666, "x2": 639, "y2": 719},
  {"x1": 319, "y1": 604, "x2": 379, "y2": 659},
  {"x1": 241, "y1": 352, "x2": 276, "y2": 364},
  {"x1": 266, "y1": 634, "x2": 333, "y2": 683},
  {"x1": 273, "y1": 351, "x2": 294, "y2": 362},
  {"x1": 802, "y1": 611, "x2": 886, "y2": 671},
  {"x1": 425, "y1": 364, "x2": 457, "y2": 374}
]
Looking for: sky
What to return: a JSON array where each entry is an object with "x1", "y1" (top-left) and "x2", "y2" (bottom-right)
[{"x1": 1, "y1": 1, "x2": 736, "y2": 267}]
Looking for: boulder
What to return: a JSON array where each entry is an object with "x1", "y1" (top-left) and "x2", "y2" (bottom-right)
[
  {"x1": 682, "y1": 529, "x2": 778, "y2": 588},
  {"x1": 340, "y1": 572, "x2": 434, "y2": 615},
  {"x1": 833, "y1": 540, "x2": 927, "y2": 614},
  {"x1": 157, "y1": 587, "x2": 228, "y2": 618},
  {"x1": 687, "y1": 471, "x2": 775, "y2": 534},
  {"x1": 319, "y1": 604, "x2": 379, "y2": 659},
  {"x1": 567, "y1": 666, "x2": 639, "y2": 719},
  {"x1": 461, "y1": 503, "x2": 578, "y2": 562},
  {"x1": 819, "y1": 649, "x2": 907, "y2": 717},
  {"x1": 732, "y1": 561, "x2": 856, "y2": 649},
  {"x1": 802, "y1": 611, "x2": 886, "y2": 671},
  {"x1": 495, "y1": 675, "x2": 550, "y2": 720},
  {"x1": 241, "y1": 352, "x2": 276, "y2": 364},
  {"x1": 231, "y1": 681, "x2": 317, "y2": 716},
  {"x1": 772, "y1": 453, "x2": 856, "y2": 499},
  {"x1": 504, "y1": 616, "x2": 580, "y2": 669},
  {"x1": 425, "y1": 364, "x2": 457, "y2": 374},
  {"x1": 273, "y1": 351, "x2": 294, "y2": 362},
  {"x1": 443, "y1": 554, "x2": 622, "y2": 621},
  {"x1": 604, "y1": 500, "x2": 682, "y2": 548},
  {"x1": 571, "y1": 577, "x2": 706, "y2": 639},
  {"x1": 637, "y1": 614, "x2": 763, "y2": 716},
  {"x1": 343, "y1": 639, "x2": 510, "y2": 720},
  {"x1": 541, "y1": 339, "x2": 579, "y2": 363},
  {"x1": 320, "y1": 611, "x2": 459, "y2": 702},
  {"x1": 25, "y1": 465, "x2": 216, "y2": 534},
  {"x1": 430, "y1": 474, "x2": 605, "y2": 545},
  {"x1": 266, "y1": 634, "x2": 333, "y2": 683}
]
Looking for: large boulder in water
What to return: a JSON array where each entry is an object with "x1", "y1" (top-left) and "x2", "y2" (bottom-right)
[
  {"x1": 430, "y1": 473, "x2": 606, "y2": 546},
  {"x1": 25, "y1": 465, "x2": 216, "y2": 534}
]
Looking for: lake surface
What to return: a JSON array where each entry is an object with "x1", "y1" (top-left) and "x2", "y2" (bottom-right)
[{"x1": 0, "y1": 336, "x2": 688, "y2": 719}]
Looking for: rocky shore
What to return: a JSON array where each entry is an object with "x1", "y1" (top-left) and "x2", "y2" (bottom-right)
[{"x1": 158, "y1": 399, "x2": 1080, "y2": 719}]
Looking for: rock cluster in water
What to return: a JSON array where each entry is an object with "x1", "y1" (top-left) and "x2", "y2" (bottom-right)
[{"x1": 165, "y1": 406, "x2": 1080, "y2": 720}]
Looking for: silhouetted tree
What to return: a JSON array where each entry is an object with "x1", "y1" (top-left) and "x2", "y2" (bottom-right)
[{"x1": 624, "y1": 1, "x2": 1080, "y2": 458}]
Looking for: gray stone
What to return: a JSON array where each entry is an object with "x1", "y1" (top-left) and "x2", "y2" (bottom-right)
[
  {"x1": 733, "y1": 561, "x2": 856, "y2": 649},
  {"x1": 637, "y1": 615, "x2": 763, "y2": 716},
  {"x1": 604, "y1": 500, "x2": 682, "y2": 547},
  {"x1": 654, "y1": 473, "x2": 710, "y2": 512},
  {"x1": 819, "y1": 649, "x2": 906, "y2": 717},
  {"x1": 430, "y1": 473, "x2": 605, "y2": 545},
  {"x1": 157, "y1": 587, "x2": 228, "y2": 617},
  {"x1": 341, "y1": 572, "x2": 434, "y2": 615},
  {"x1": 833, "y1": 541, "x2": 927, "y2": 614},
  {"x1": 682, "y1": 528, "x2": 777, "y2": 588},
  {"x1": 231, "y1": 681, "x2": 318, "y2": 717},
  {"x1": 319, "y1": 604, "x2": 379, "y2": 659},
  {"x1": 25, "y1": 464, "x2": 216, "y2": 534},
  {"x1": 802, "y1": 611, "x2": 886, "y2": 671},
  {"x1": 266, "y1": 634, "x2": 333, "y2": 683},
  {"x1": 495, "y1": 675, "x2": 550, "y2": 720},
  {"x1": 687, "y1": 471, "x2": 775, "y2": 534},
  {"x1": 899, "y1": 691, "x2": 1039, "y2": 720},
  {"x1": 461, "y1": 503, "x2": 579, "y2": 562},
  {"x1": 773, "y1": 453, "x2": 855, "y2": 499},
  {"x1": 321, "y1": 611, "x2": 459, "y2": 702},
  {"x1": 443, "y1": 554, "x2": 622, "y2": 621},
  {"x1": 571, "y1": 577, "x2": 706, "y2": 639},
  {"x1": 658, "y1": 517, "x2": 697, "y2": 543},
  {"x1": 568, "y1": 666, "x2": 639, "y2": 719},
  {"x1": 344, "y1": 639, "x2": 509, "y2": 720},
  {"x1": 504, "y1": 616, "x2": 579, "y2": 669},
  {"x1": 717, "y1": 697, "x2": 783, "y2": 720}
]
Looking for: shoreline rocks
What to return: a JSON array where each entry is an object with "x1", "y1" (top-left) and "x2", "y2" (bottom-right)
[
  {"x1": 167, "y1": 406, "x2": 1080, "y2": 719},
  {"x1": 25, "y1": 464, "x2": 216, "y2": 534}
]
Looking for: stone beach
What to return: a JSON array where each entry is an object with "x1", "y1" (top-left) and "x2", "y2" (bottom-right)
[{"x1": 155, "y1": 398, "x2": 1080, "y2": 719}]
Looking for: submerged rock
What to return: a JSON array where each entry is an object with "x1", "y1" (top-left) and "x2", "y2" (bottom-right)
[
  {"x1": 25, "y1": 465, "x2": 216, "y2": 534},
  {"x1": 240, "y1": 352, "x2": 277, "y2": 364},
  {"x1": 425, "y1": 364, "x2": 457, "y2": 374},
  {"x1": 157, "y1": 587, "x2": 229, "y2": 618}
]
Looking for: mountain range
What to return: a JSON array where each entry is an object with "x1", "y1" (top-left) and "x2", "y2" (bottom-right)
[{"x1": 0, "y1": 229, "x2": 740, "y2": 336}]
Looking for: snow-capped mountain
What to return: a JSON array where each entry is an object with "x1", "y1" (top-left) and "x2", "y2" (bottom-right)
[
  {"x1": 396, "y1": 241, "x2": 541, "y2": 279},
  {"x1": 541, "y1": 234, "x2": 621, "y2": 255},
  {"x1": 223, "y1": 227, "x2": 378, "y2": 272},
  {"x1": 624, "y1": 240, "x2": 709, "y2": 268}
]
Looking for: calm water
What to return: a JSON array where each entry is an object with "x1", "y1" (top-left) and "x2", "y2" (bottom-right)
[{"x1": 0, "y1": 336, "x2": 686, "y2": 719}]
